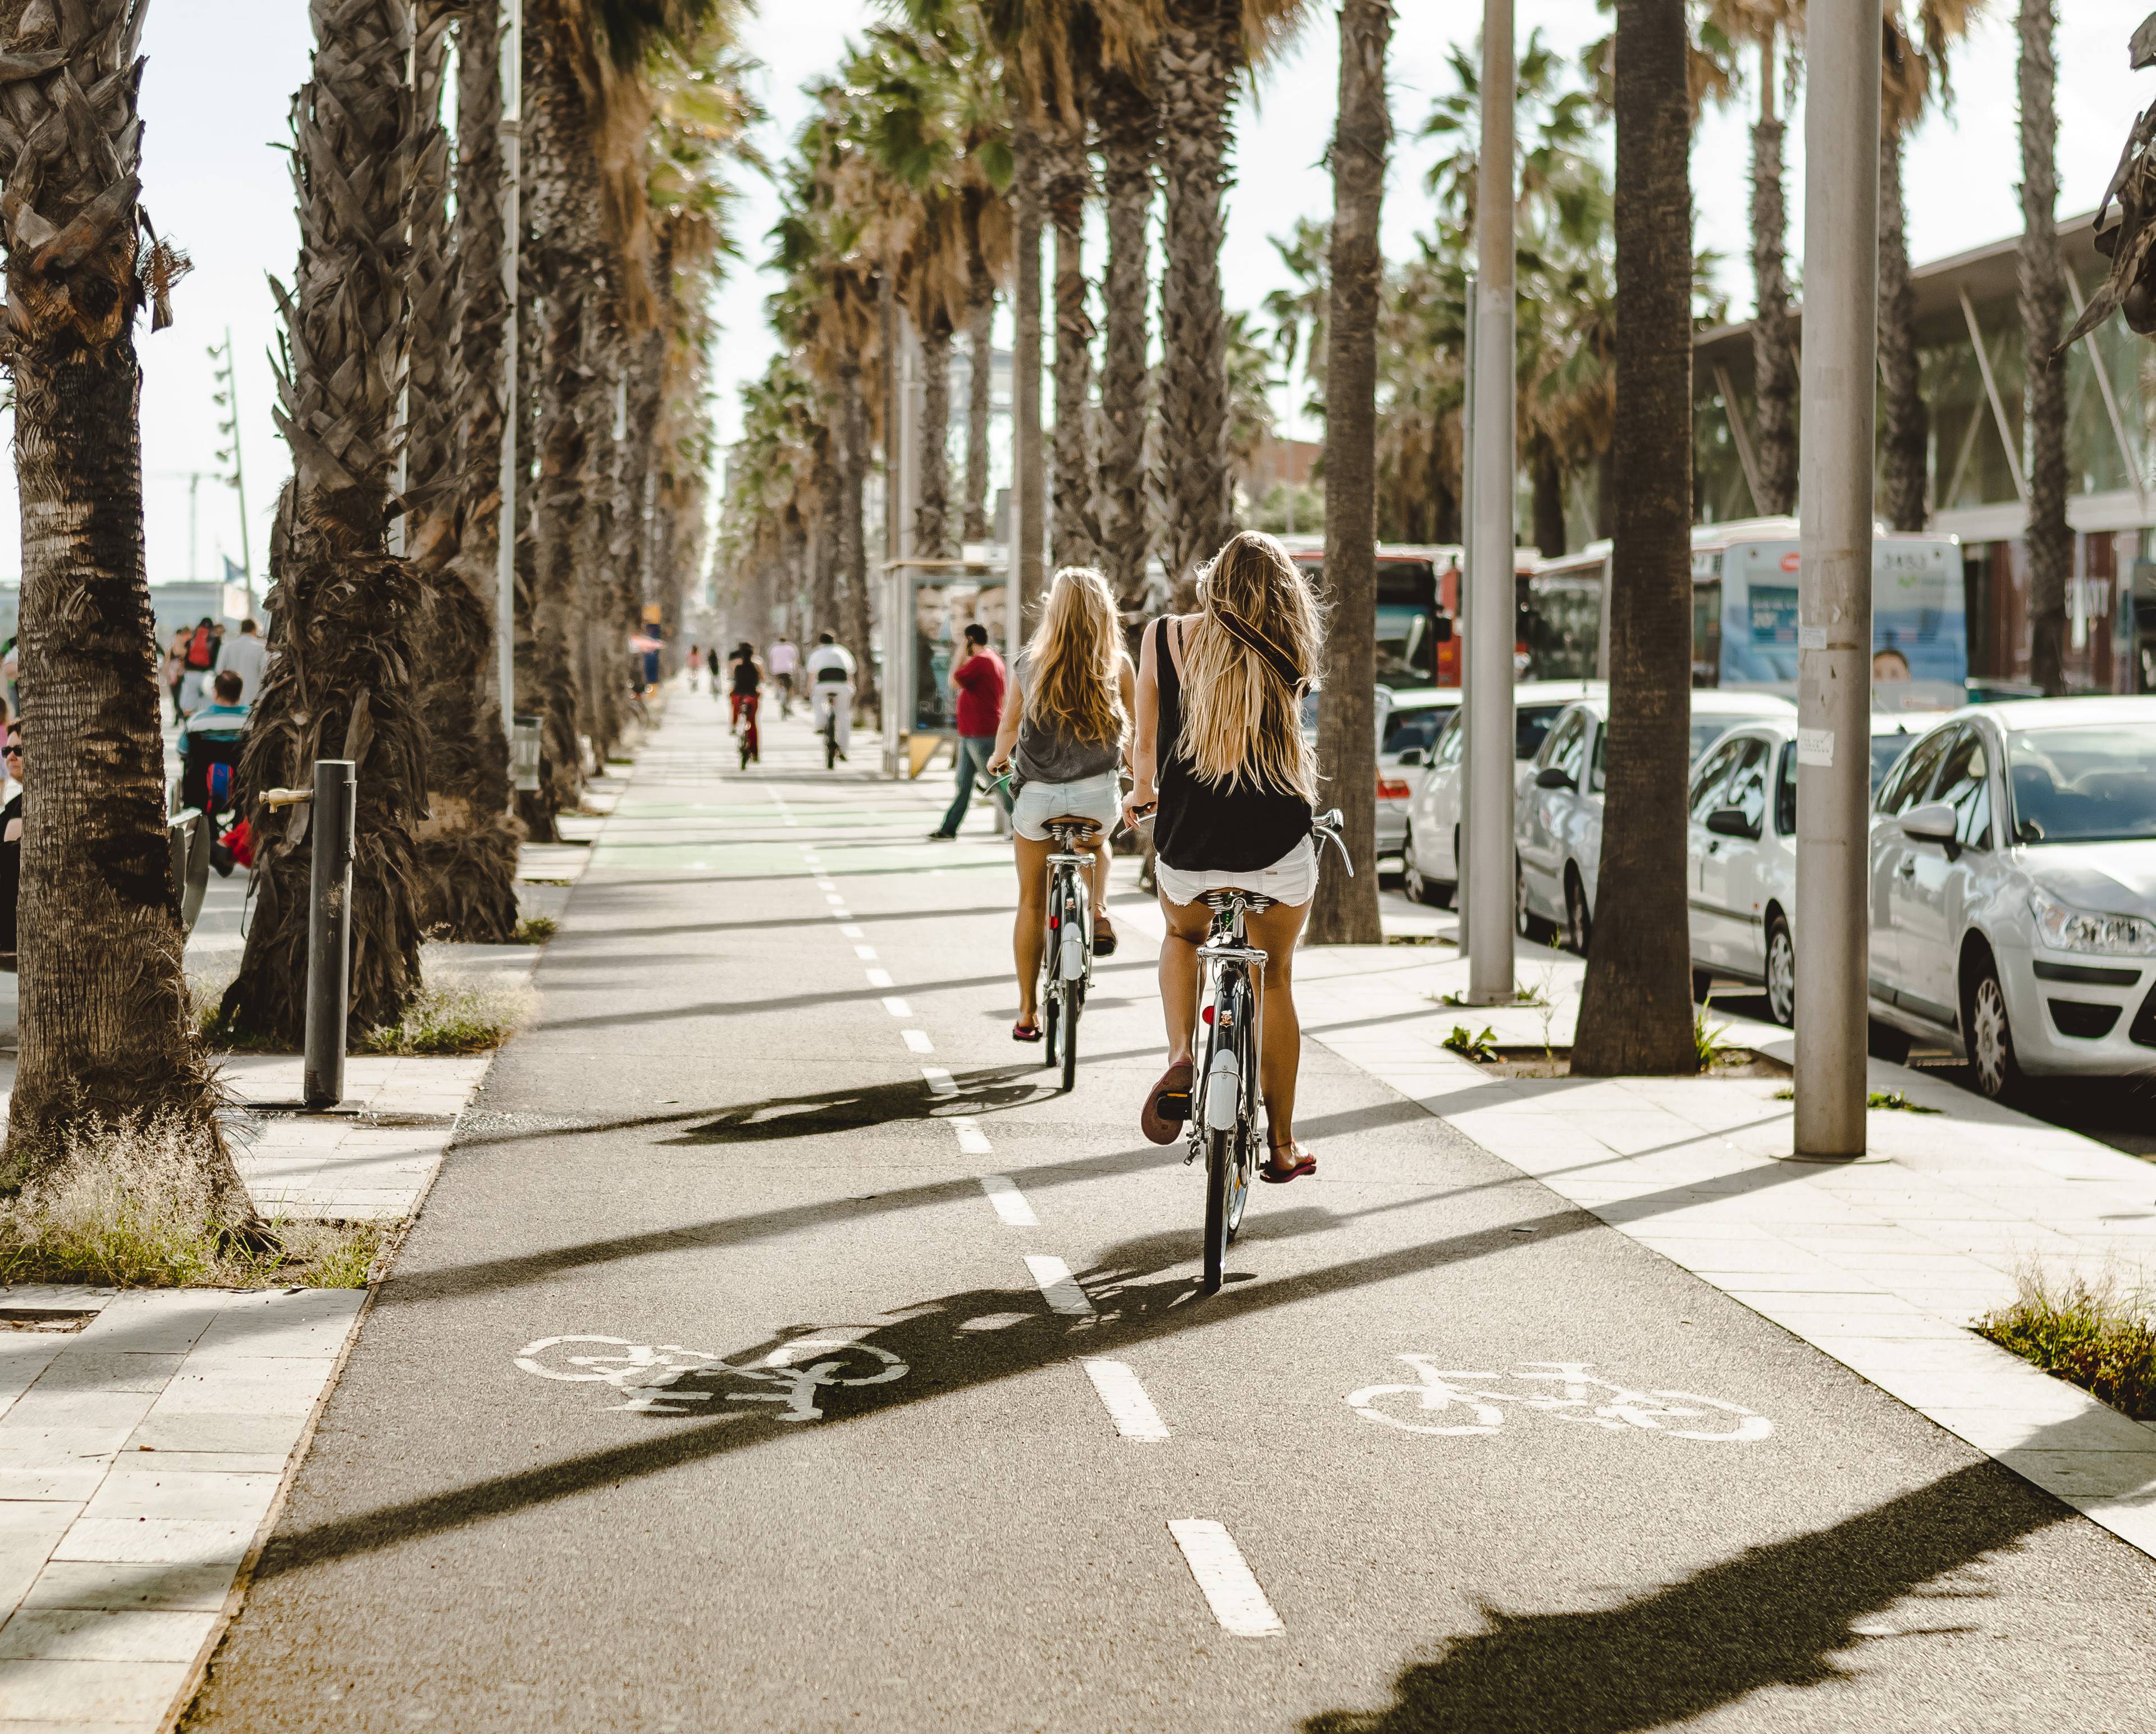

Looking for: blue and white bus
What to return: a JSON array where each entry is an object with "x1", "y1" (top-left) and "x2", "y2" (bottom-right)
[{"x1": 1522, "y1": 515, "x2": 1966, "y2": 711}]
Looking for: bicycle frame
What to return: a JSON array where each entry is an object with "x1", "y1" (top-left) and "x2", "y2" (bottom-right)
[
  {"x1": 1189, "y1": 895, "x2": 1266, "y2": 1158},
  {"x1": 1042, "y1": 819, "x2": 1096, "y2": 1088}
]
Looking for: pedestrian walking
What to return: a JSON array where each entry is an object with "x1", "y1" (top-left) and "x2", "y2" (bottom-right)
[
  {"x1": 768, "y1": 636, "x2": 798, "y2": 717},
  {"x1": 984, "y1": 566, "x2": 1133, "y2": 1040},
  {"x1": 162, "y1": 629, "x2": 188, "y2": 723},
  {"x1": 220, "y1": 617, "x2": 267, "y2": 705},
  {"x1": 1125, "y1": 531, "x2": 1326, "y2": 1183},
  {"x1": 687, "y1": 644, "x2": 704, "y2": 692},
  {"x1": 928, "y1": 622, "x2": 1008, "y2": 841},
  {"x1": 177, "y1": 616, "x2": 218, "y2": 715}
]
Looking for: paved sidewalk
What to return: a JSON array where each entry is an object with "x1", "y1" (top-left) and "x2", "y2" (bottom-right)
[{"x1": 1233, "y1": 919, "x2": 2156, "y2": 1557}]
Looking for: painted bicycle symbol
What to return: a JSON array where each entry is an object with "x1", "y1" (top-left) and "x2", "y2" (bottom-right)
[
  {"x1": 1345, "y1": 1357, "x2": 1773, "y2": 1442},
  {"x1": 514, "y1": 1333, "x2": 907, "y2": 1421}
]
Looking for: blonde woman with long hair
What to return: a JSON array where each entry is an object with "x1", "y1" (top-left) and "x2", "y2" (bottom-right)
[
  {"x1": 1123, "y1": 531, "x2": 1324, "y2": 1181},
  {"x1": 986, "y1": 566, "x2": 1137, "y2": 1042}
]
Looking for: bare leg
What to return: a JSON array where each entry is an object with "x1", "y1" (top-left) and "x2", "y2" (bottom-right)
[
  {"x1": 1157, "y1": 892, "x2": 1211, "y2": 1066},
  {"x1": 1088, "y1": 835, "x2": 1115, "y2": 937},
  {"x1": 1013, "y1": 834, "x2": 1052, "y2": 1026},
  {"x1": 1244, "y1": 898, "x2": 1310, "y2": 1152}
]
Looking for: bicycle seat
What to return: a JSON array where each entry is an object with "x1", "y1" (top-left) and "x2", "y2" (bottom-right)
[
  {"x1": 1203, "y1": 889, "x2": 1274, "y2": 914},
  {"x1": 1045, "y1": 816, "x2": 1100, "y2": 836}
]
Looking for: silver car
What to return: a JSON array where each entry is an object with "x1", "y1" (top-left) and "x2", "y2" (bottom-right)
[{"x1": 1375, "y1": 690, "x2": 1461, "y2": 860}]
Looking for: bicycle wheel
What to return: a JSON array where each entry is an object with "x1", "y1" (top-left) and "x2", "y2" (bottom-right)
[
  {"x1": 1221, "y1": 975, "x2": 1255, "y2": 1244},
  {"x1": 1056, "y1": 873, "x2": 1086, "y2": 1092},
  {"x1": 1059, "y1": 980, "x2": 1081, "y2": 1092},
  {"x1": 1203, "y1": 1125, "x2": 1233, "y2": 1292}
]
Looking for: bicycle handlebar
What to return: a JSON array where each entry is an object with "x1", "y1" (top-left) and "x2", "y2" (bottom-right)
[{"x1": 1311, "y1": 807, "x2": 1354, "y2": 879}]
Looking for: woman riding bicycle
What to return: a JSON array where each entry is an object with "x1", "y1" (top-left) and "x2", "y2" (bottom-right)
[
  {"x1": 988, "y1": 565, "x2": 1135, "y2": 1043},
  {"x1": 1125, "y1": 531, "x2": 1323, "y2": 1184}
]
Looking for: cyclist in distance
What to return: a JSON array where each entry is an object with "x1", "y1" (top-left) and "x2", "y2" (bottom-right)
[
  {"x1": 986, "y1": 566, "x2": 1135, "y2": 1042},
  {"x1": 1124, "y1": 531, "x2": 1323, "y2": 1184},
  {"x1": 805, "y1": 631, "x2": 856, "y2": 761},
  {"x1": 727, "y1": 642, "x2": 762, "y2": 731}
]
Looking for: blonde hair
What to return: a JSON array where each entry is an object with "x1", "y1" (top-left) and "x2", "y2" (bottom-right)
[
  {"x1": 1024, "y1": 566, "x2": 1126, "y2": 746},
  {"x1": 1177, "y1": 531, "x2": 1321, "y2": 801}
]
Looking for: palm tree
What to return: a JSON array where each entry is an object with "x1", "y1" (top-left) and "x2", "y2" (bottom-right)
[
  {"x1": 2018, "y1": 0, "x2": 2070, "y2": 691},
  {"x1": 1572, "y1": 0, "x2": 1700, "y2": 1077},
  {"x1": 1094, "y1": 61, "x2": 1155, "y2": 603},
  {"x1": 0, "y1": 0, "x2": 247, "y2": 1206},
  {"x1": 1305, "y1": 0, "x2": 1393, "y2": 949},
  {"x1": 224, "y1": 0, "x2": 431, "y2": 1046},
  {"x1": 1735, "y1": 4, "x2": 1798, "y2": 514}
]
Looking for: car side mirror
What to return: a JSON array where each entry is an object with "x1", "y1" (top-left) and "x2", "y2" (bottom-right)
[
  {"x1": 1534, "y1": 764, "x2": 1575, "y2": 791},
  {"x1": 1706, "y1": 805, "x2": 1758, "y2": 839},
  {"x1": 1432, "y1": 617, "x2": 1454, "y2": 643},
  {"x1": 1396, "y1": 747, "x2": 1426, "y2": 768},
  {"x1": 1900, "y1": 800, "x2": 1957, "y2": 845}
]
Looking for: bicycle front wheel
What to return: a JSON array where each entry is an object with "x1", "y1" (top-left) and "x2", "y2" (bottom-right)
[
  {"x1": 1203, "y1": 1126, "x2": 1233, "y2": 1292},
  {"x1": 1058, "y1": 981, "x2": 1081, "y2": 1092}
]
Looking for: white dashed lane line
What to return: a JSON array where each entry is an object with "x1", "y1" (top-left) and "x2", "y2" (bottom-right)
[
  {"x1": 901, "y1": 1029, "x2": 935, "y2": 1054},
  {"x1": 1024, "y1": 1254, "x2": 1094, "y2": 1317},
  {"x1": 839, "y1": 925, "x2": 865, "y2": 939},
  {"x1": 921, "y1": 1066, "x2": 958, "y2": 1097},
  {"x1": 866, "y1": 968, "x2": 894, "y2": 989},
  {"x1": 954, "y1": 1120, "x2": 995, "y2": 1158},
  {"x1": 855, "y1": 945, "x2": 878, "y2": 960},
  {"x1": 880, "y1": 996, "x2": 913, "y2": 1017},
  {"x1": 1167, "y1": 1521, "x2": 1284, "y2": 1637},
  {"x1": 977, "y1": 1170, "x2": 1031, "y2": 1218},
  {"x1": 1079, "y1": 1359, "x2": 1170, "y2": 1442}
]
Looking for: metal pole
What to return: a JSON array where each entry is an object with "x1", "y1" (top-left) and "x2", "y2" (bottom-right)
[
  {"x1": 1457, "y1": 270, "x2": 1476, "y2": 953},
  {"x1": 495, "y1": 0, "x2": 522, "y2": 754},
  {"x1": 1794, "y1": 0, "x2": 1879, "y2": 1158},
  {"x1": 302, "y1": 759, "x2": 358, "y2": 1111},
  {"x1": 1465, "y1": 0, "x2": 1517, "y2": 1006}
]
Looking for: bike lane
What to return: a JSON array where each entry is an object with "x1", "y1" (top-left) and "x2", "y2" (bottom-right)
[{"x1": 187, "y1": 698, "x2": 2156, "y2": 1733}]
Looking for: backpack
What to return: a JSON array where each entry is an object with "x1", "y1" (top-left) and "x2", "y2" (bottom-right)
[
  {"x1": 207, "y1": 761, "x2": 235, "y2": 809},
  {"x1": 184, "y1": 625, "x2": 216, "y2": 670}
]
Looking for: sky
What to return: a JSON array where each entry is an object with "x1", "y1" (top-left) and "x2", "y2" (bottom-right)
[{"x1": 0, "y1": 1, "x2": 2137, "y2": 586}]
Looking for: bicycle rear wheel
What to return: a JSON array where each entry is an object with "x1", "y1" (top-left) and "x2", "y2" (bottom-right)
[
  {"x1": 1058, "y1": 982, "x2": 1081, "y2": 1092},
  {"x1": 1203, "y1": 1125, "x2": 1233, "y2": 1292}
]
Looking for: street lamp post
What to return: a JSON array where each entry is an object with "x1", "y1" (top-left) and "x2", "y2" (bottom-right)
[
  {"x1": 1465, "y1": 0, "x2": 1516, "y2": 1006},
  {"x1": 494, "y1": 0, "x2": 522, "y2": 756},
  {"x1": 1794, "y1": 0, "x2": 1880, "y2": 1156}
]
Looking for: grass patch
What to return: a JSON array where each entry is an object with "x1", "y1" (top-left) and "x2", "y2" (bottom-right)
[
  {"x1": 1977, "y1": 1270, "x2": 2156, "y2": 1421},
  {"x1": 513, "y1": 915, "x2": 559, "y2": 944},
  {"x1": 1434, "y1": 986, "x2": 1546, "y2": 1008},
  {"x1": 1693, "y1": 996, "x2": 1735, "y2": 1069},
  {"x1": 1384, "y1": 933, "x2": 1454, "y2": 947},
  {"x1": 1768, "y1": 1087, "x2": 1943, "y2": 1114},
  {"x1": 358, "y1": 973, "x2": 533, "y2": 1057},
  {"x1": 1442, "y1": 1024, "x2": 1499, "y2": 1063},
  {"x1": 0, "y1": 1114, "x2": 386, "y2": 1289}
]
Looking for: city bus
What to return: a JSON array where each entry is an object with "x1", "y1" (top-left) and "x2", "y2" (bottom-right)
[
  {"x1": 1519, "y1": 517, "x2": 1967, "y2": 709},
  {"x1": 1280, "y1": 540, "x2": 1462, "y2": 687}
]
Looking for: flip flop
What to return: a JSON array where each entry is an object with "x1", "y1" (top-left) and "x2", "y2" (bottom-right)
[
  {"x1": 1140, "y1": 1060, "x2": 1194, "y2": 1145},
  {"x1": 1259, "y1": 1144, "x2": 1316, "y2": 1184},
  {"x1": 1012, "y1": 1019, "x2": 1043, "y2": 1043},
  {"x1": 1093, "y1": 924, "x2": 1119, "y2": 957}
]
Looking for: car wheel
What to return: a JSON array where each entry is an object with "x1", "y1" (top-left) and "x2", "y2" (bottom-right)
[
  {"x1": 1764, "y1": 914, "x2": 1795, "y2": 1028},
  {"x1": 1964, "y1": 955, "x2": 2022, "y2": 1101},
  {"x1": 1866, "y1": 1020, "x2": 1912, "y2": 1064},
  {"x1": 1691, "y1": 969, "x2": 1715, "y2": 1006},
  {"x1": 1515, "y1": 860, "x2": 1533, "y2": 938},
  {"x1": 1404, "y1": 827, "x2": 1438, "y2": 907},
  {"x1": 1563, "y1": 869, "x2": 1592, "y2": 957}
]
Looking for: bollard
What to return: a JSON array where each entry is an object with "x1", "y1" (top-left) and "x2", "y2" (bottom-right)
[{"x1": 302, "y1": 759, "x2": 358, "y2": 1111}]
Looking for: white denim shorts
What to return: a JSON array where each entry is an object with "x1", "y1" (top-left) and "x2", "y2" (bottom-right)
[
  {"x1": 1012, "y1": 771, "x2": 1122, "y2": 842},
  {"x1": 1155, "y1": 836, "x2": 1317, "y2": 909}
]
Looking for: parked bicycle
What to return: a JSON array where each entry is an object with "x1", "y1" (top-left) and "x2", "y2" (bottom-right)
[{"x1": 1187, "y1": 807, "x2": 1350, "y2": 1292}]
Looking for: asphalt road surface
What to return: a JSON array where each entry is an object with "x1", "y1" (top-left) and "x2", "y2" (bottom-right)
[{"x1": 188, "y1": 697, "x2": 2156, "y2": 1733}]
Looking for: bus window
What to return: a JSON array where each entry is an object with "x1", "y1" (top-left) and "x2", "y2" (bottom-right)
[
  {"x1": 1375, "y1": 603, "x2": 1431, "y2": 686},
  {"x1": 1518, "y1": 573, "x2": 1601, "y2": 681},
  {"x1": 1692, "y1": 581, "x2": 1722, "y2": 688}
]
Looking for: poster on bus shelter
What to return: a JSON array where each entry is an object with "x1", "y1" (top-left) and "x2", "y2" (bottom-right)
[
  {"x1": 1719, "y1": 540, "x2": 1966, "y2": 708},
  {"x1": 910, "y1": 576, "x2": 1008, "y2": 733}
]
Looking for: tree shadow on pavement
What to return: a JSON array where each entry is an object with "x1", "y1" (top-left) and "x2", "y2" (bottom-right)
[
  {"x1": 658, "y1": 1066, "x2": 1052, "y2": 1143},
  {"x1": 1300, "y1": 1458, "x2": 2079, "y2": 1734}
]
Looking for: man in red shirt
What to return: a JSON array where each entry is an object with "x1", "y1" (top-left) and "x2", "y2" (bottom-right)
[{"x1": 930, "y1": 622, "x2": 1008, "y2": 839}]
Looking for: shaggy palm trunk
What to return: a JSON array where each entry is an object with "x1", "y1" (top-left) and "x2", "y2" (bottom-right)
[
  {"x1": 0, "y1": 0, "x2": 243, "y2": 1202},
  {"x1": 1096, "y1": 67, "x2": 1155, "y2": 606},
  {"x1": 617, "y1": 328, "x2": 666, "y2": 677},
  {"x1": 1531, "y1": 446, "x2": 1565, "y2": 556},
  {"x1": 412, "y1": 0, "x2": 519, "y2": 942},
  {"x1": 1157, "y1": 0, "x2": 1239, "y2": 595},
  {"x1": 1749, "y1": 36, "x2": 1797, "y2": 516},
  {"x1": 2018, "y1": 0, "x2": 2070, "y2": 693},
  {"x1": 1306, "y1": 0, "x2": 1391, "y2": 948},
  {"x1": 1048, "y1": 127, "x2": 1097, "y2": 569},
  {"x1": 917, "y1": 319, "x2": 954, "y2": 558},
  {"x1": 524, "y1": 0, "x2": 610, "y2": 811},
  {"x1": 1572, "y1": 0, "x2": 1698, "y2": 1077},
  {"x1": 1877, "y1": 131, "x2": 1927, "y2": 532},
  {"x1": 1012, "y1": 123, "x2": 1046, "y2": 623},
  {"x1": 812, "y1": 430, "x2": 842, "y2": 638},
  {"x1": 964, "y1": 294, "x2": 994, "y2": 544},
  {"x1": 226, "y1": 0, "x2": 428, "y2": 1047},
  {"x1": 838, "y1": 359, "x2": 875, "y2": 706}
]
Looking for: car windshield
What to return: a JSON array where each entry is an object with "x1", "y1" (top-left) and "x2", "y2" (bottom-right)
[
  {"x1": 1688, "y1": 706, "x2": 1785, "y2": 763},
  {"x1": 1382, "y1": 706, "x2": 1451, "y2": 756},
  {"x1": 2006, "y1": 724, "x2": 2156, "y2": 844},
  {"x1": 1871, "y1": 733, "x2": 1919, "y2": 791},
  {"x1": 1518, "y1": 703, "x2": 1570, "y2": 760}
]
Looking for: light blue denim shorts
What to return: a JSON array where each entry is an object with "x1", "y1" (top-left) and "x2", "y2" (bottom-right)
[{"x1": 1012, "y1": 771, "x2": 1122, "y2": 842}]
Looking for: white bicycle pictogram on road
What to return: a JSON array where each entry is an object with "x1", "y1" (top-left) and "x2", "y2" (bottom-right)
[
  {"x1": 1345, "y1": 1357, "x2": 1773, "y2": 1441},
  {"x1": 515, "y1": 1333, "x2": 907, "y2": 1420}
]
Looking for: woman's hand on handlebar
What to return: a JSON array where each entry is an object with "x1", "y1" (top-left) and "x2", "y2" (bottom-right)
[{"x1": 1121, "y1": 783, "x2": 1158, "y2": 832}]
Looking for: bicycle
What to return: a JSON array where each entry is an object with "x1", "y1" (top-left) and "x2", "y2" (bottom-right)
[
  {"x1": 816, "y1": 689, "x2": 842, "y2": 769},
  {"x1": 1187, "y1": 809, "x2": 1350, "y2": 1293},
  {"x1": 1038, "y1": 814, "x2": 1099, "y2": 1093},
  {"x1": 737, "y1": 695, "x2": 761, "y2": 769}
]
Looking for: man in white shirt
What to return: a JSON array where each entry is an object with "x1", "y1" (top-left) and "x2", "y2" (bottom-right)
[
  {"x1": 767, "y1": 636, "x2": 799, "y2": 716},
  {"x1": 220, "y1": 618, "x2": 268, "y2": 705},
  {"x1": 804, "y1": 632, "x2": 855, "y2": 763}
]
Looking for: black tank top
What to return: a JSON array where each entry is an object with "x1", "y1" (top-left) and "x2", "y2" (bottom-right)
[
  {"x1": 1152, "y1": 617, "x2": 1312, "y2": 874},
  {"x1": 730, "y1": 657, "x2": 760, "y2": 696}
]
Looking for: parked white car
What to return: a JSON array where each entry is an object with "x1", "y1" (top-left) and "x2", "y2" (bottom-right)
[
  {"x1": 1861, "y1": 697, "x2": 2156, "y2": 1097},
  {"x1": 1512, "y1": 689, "x2": 1799, "y2": 948},
  {"x1": 1685, "y1": 711, "x2": 1975, "y2": 1025},
  {"x1": 1400, "y1": 681, "x2": 1602, "y2": 905},
  {"x1": 1375, "y1": 688, "x2": 1461, "y2": 859}
]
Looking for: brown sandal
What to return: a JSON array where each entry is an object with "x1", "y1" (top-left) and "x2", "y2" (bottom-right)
[
  {"x1": 1259, "y1": 1142, "x2": 1315, "y2": 1184},
  {"x1": 1140, "y1": 1060, "x2": 1194, "y2": 1144}
]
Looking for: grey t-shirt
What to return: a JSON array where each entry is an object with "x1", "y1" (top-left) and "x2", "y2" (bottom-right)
[{"x1": 1012, "y1": 650, "x2": 1123, "y2": 785}]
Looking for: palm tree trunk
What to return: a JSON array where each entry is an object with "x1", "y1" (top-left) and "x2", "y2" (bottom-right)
[
  {"x1": 964, "y1": 294, "x2": 994, "y2": 544},
  {"x1": 812, "y1": 428, "x2": 842, "y2": 638},
  {"x1": 1572, "y1": 0, "x2": 1698, "y2": 1077},
  {"x1": 1749, "y1": 34, "x2": 1798, "y2": 515},
  {"x1": 0, "y1": 0, "x2": 244, "y2": 1201},
  {"x1": 1096, "y1": 66, "x2": 1155, "y2": 606},
  {"x1": 1012, "y1": 122, "x2": 1047, "y2": 625},
  {"x1": 411, "y1": 0, "x2": 519, "y2": 943},
  {"x1": 1048, "y1": 127, "x2": 1097, "y2": 570},
  {"x1": 1876, "y1": 127, "x2": 1928, "y2": 532},
  {"x1": 2018, "y1": 0, "x2": 2070, "y2": 692},
  {"x1": 839, "y1": 359, "x2": 876, "y2": 709},
  {"x1": 1157, "y1": 0, "x2": 1239, "y2": 595},
  {"x1": 917, "y1": 318, "x2": 954, "y2": 559},
  {"x1": 225, "y1": 0, "x2": 430, "y2": 1048},
  {"x1": 1531, "y1": 444, "x2": 1566, "y2": 556},
  {"x1": 1305, "y1": 0, "x2": 1391, "y2": 948}
]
